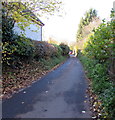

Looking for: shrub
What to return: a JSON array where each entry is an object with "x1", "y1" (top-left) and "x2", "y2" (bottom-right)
[
  {"x1": 83, "y1": 21, "x2": 114, "y2": 63},
  {"x1": 78, "y1": 52, "x2": 115, "y2": 118},
  {"x1": 2, "y1": 34, "x2": 34, "y2": 65},
  {"x1": 51, "y1": 44, "x2": 62, "y2": 57},
  {"x1": 59, "y1": 43, "x2": 70, "y2": 56},
  {"x1": 2, "y1": 7, "x2": 15, "y2": 65},
  {"x1": 33, "y1": 41, "x2": 58, "y2": 59},
  {"x1": 100, "y1": 85, "x2": 115, "y2": 117},
  {"x1": 2, "y1": 8, "x2": 15, "y2": 43},
  {"x1": 13, "y1": 35, "x2": 34, "y2": 58},
  {"x1": 2, "y1": 7, "x2": 34, "y2": 65}
]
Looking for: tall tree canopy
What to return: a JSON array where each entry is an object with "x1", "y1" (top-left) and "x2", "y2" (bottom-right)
[
  {"x1": 2, "y1": 0, "x2": 62, "y2": 30},
  {"x1": 76, "y1": 8, "x2": 98, "y2": 42},
  {"x1": 3, "y1": 0, "x2": 62, "y2": 17},
  {"x1": 23, "y1": 0, "x2": 62, "y2": 16}
]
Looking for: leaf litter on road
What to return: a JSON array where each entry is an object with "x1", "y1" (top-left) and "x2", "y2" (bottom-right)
[{"x1": 2, "y1": 60, "x2": 66, "y2": 100}]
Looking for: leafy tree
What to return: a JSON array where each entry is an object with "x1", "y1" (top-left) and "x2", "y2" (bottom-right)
[
  {"x1": 76, "y1": 8, "x2": 98, "y2": 42},
  {"x1": 83, "y1": 21, "x2": 114, "y2": 63},
  {"x1": 2, "y1": 7, "x2": 15, "y2": 64},
  {"x1": 2, "y1": 3, "x2": 34, "y2": 65},
  {"x1": 2, "y1": 8, "x2": 15, "y2": 43},
  {"x1": 23, "y1": 0, "x2": 62, "y2": 16},
  {"x1": 2, "y1": 0, "x2": 62, "y2": 35},
  {"x1": 2, "y1": 0, "x2": 62, "y2": 22}
]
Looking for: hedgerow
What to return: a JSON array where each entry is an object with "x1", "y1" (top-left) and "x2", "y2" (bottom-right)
[
  {"x1": 83, "y1": 21, "x2": 114, "y2": 63},
  {"x1": 51, "y1": 44, "x2": 63, "y2": 57},
  {"x1": 33, "y1": 41, "x2": 64, "y2": 60},
  {"x1": 78, "y1": 54, "x2": 115, "y2": 118},
  {"x1": 78, "y1": 13, "x2": 115, "y2": 118}
]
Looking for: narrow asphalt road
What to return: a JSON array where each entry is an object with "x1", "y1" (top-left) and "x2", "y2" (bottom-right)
[{"x1": 2, "y1": 57, "x2": 92, "y2": 118}]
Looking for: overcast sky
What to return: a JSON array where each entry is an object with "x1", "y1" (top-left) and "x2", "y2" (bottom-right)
[{"x1": 41, "y1": 0, "x2": 114, "y2": 44}]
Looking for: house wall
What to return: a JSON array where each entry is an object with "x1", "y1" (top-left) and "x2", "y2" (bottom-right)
[{"x1": 13, "y1": 21, "x2": 42, "y2": 41}]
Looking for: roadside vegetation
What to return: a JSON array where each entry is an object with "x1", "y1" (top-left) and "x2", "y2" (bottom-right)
[
  {"x1": 77, "y1": 8, "x2": 115, "y2": 118},
  {"x1": 2, "y1": 1, "x2": 70, "y2": 99}
]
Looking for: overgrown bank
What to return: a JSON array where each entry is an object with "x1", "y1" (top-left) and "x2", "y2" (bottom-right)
[
  {"x1": 78, "y1": 54, "x2": 114, "y2": 118},
  {"x1": 77, "y1": 11, "x2": 115, "y2": 118}
]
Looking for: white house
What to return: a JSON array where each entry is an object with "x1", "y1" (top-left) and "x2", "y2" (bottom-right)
[{"x1": 13, "y1": 3, "x2": 44, "y2": 41}]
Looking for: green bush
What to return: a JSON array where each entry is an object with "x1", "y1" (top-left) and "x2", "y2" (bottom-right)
[
  {"x1": 2, "y1": 7, "x2": 15, "y2": 65},
  {"x1": 2, "y1": 34, "x2": 34, "y2": 65},
  {"x1": 2, "y1": 7, "x2": 34, "y2": 65},
  {"x1": 78, "y1": 52, "x2": 115, "y2": 117},
  {"x1": 13, "y1": 35, "x2": 34, "y2": 58},
  {"x1": 59, "y1": 43, "x2": 70, "y2": 56},
  {"x1": 2, "y1": 8, "x2": 15, "y2": 43},
  {"x1": 100, "y1": 85, "x2": 115, "y2": 117},
  {"x1": 83, "y1": 21, "x2": 114, "y2": 63},
  {"x1": 51, "y1": 44, "x2": 62, "y2": 57}
]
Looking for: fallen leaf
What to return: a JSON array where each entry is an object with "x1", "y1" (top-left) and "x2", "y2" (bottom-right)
[
  {"x1": 23, "y1": 91, "x2": 26, "y2": 94},
  {"x1": 82, "y1": 111, "x2": 86, "y2": 113},
  {"x1": 45, "y1": 91, "x2": 48, "y2": 93},
  {"x1": 21, "y1": 102, "x2": 24, "y2": 104}
]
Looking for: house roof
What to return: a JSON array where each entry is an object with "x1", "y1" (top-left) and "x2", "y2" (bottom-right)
[
  {"x1": 21, "y1": 9, "x2": 45, "y2": 26},
  {"x1": 3, "y1": 2, "x2": 45, "y2": 26}
]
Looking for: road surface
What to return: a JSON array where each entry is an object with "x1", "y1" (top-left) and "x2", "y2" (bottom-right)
[{"x1": 2, "y1": 57, "x2": 92, "y2": 118}]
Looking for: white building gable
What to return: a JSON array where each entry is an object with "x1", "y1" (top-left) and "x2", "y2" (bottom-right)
[
  {"x1": 12, "y1": 3, "x2": 44, "y2": 41},
  {"x1": 13, "y1": 20, "x2": 43, "y2": 41}
]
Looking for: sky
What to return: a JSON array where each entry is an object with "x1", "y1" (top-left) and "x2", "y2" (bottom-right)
[{"x1": 41, "y1": 0, "x2": 114, "y2": 44}]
